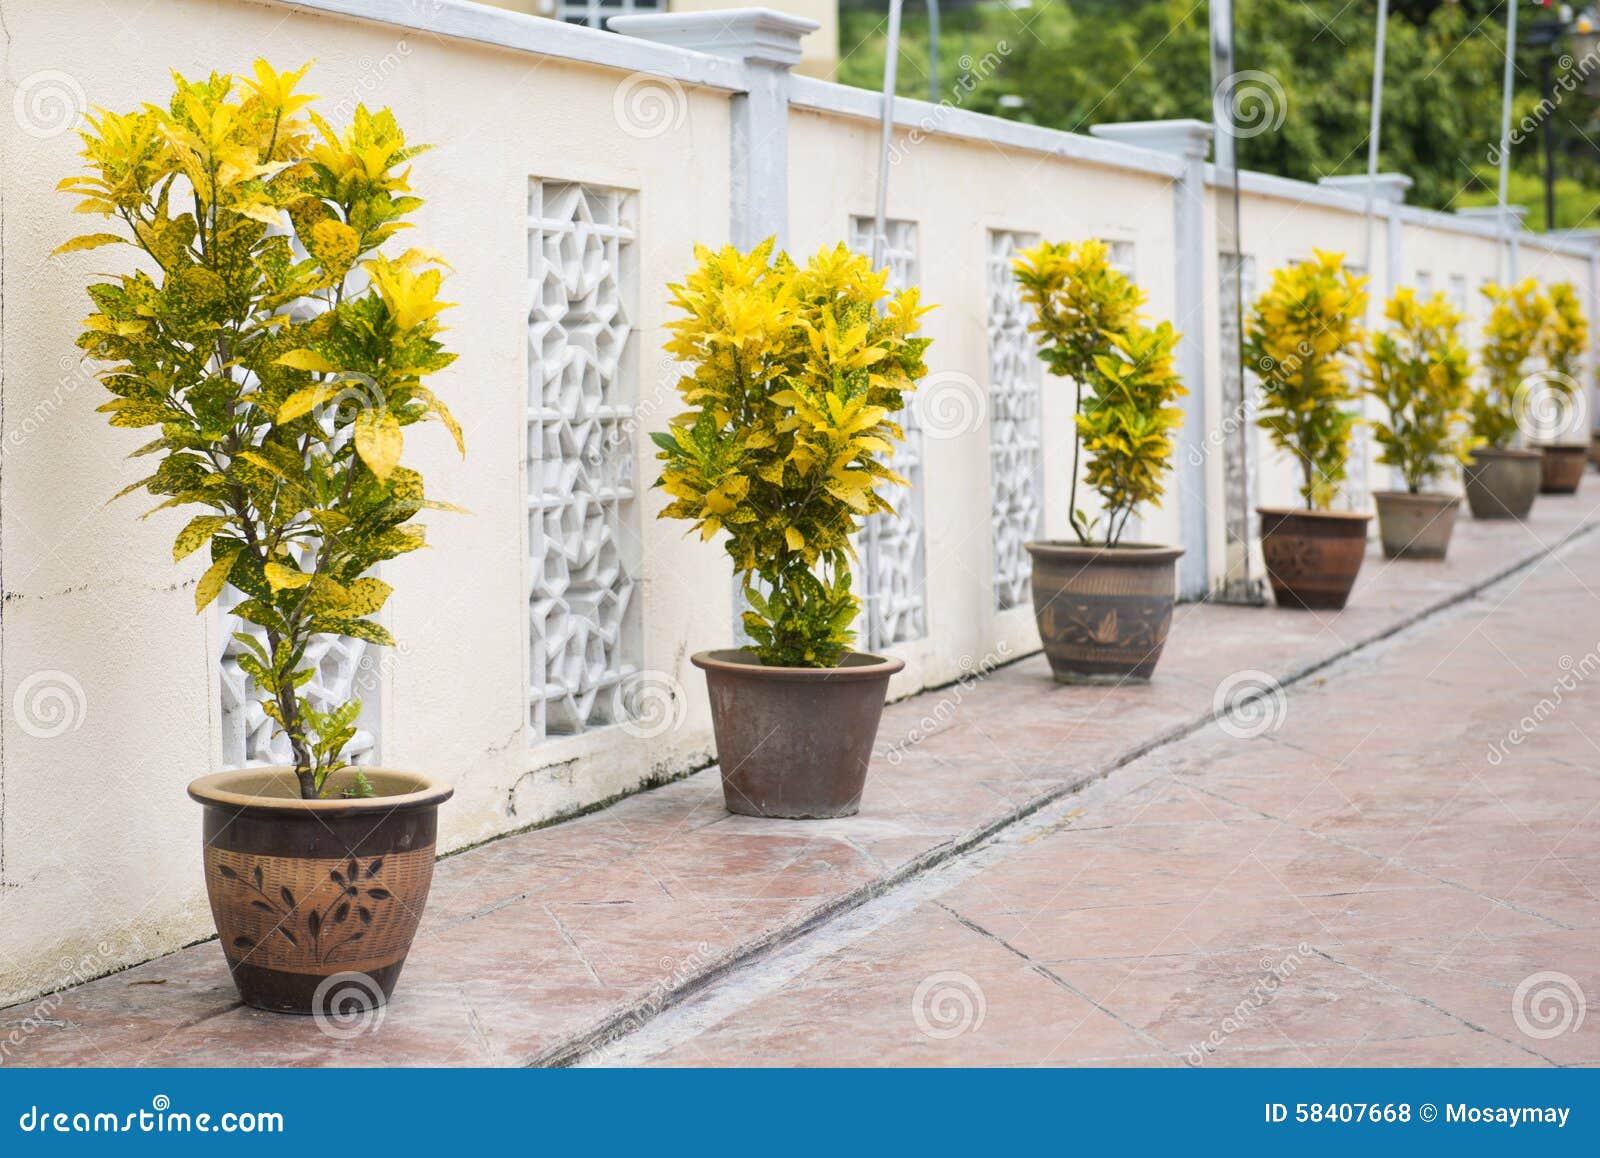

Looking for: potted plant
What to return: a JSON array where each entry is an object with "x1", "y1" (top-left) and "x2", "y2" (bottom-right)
[
  {"x1": 653, "y1": 241, "x2": 931, "y2": 818},
  {"x1": 59, "y1": 62, "x2": 462, "y2": 1014},
  {"x1": 1246, "y1": 251, "x2": 1371, "y2": 610},
  {"x1": 1361, "y1": 287, "x2": 1474, "y2": 559},
  {"x1": 1466, "y1": 280, "x2": 1547, "y2": 518},
  {"x1": 1013, "y1": 240, "x2": 1185, "y2": 682},
  {"x1": 1531, "y1": 281, "x2": 1588, "y2": 494}
]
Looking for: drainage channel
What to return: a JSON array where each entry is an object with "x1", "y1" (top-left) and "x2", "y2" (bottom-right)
[{"x1": 533, "y1": 519, "x2": 1597, "y2": 1067}]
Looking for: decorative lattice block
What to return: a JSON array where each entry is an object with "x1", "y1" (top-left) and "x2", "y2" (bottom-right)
[
  {"x1": 987, "y1": 230, "x2": 1042, "y2": 610},
  {"x1": 527, "y1": 180, "x2": 641, "y2": 739}
]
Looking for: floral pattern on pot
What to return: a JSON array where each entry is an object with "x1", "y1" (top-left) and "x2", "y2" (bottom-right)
[{"x1": 205, "y1": 846, "x2": 433, "y2": 976}]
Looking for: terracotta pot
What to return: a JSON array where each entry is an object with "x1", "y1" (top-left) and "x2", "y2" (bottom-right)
[
  {"x1": 1372, "y1": 491, "x2": 1461, "y2": 560},
  {"x1": 1537, "y1": 443, "x2": 1587, "y2": 494},
  {"x1": 1023, "y1": 541, "x2": 1183, "y2": 683},
  {"x1": 188, "y1": 767, "x2": 452, "y2": 1015},
  {"x1": 1257, "y1": 508, "x2": 1372, "y2": 611},
  {"x1": 692, "y1": 649, "x2": 902, "y2": 819},
  {"x1": 1463, "y1": 447, "x2": 1541, "y2": 520}
]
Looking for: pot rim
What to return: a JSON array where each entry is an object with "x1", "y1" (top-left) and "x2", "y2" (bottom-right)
[
  {"x1": 188, "y1": 766, "x2": 454, "y2": 815},
  {"x1": 1025, "y1": 540, "x2": 1184, "y2": 563},
  {"x1": 1467, "y1": 446, "x2": 1542, "y2": 460},
  {"x1": 1256, "y1": 506, "x2": 1373, "y2": 522},
  {"x1": 1371, "y1": 490, "x2": 1463, "y2": 506},
  {"x1": 691, "y1": 648, "x2": 905, "y2": 682},
  {"x1": 1533, "y1": 441, "x2": 1591, "y2": 451}
]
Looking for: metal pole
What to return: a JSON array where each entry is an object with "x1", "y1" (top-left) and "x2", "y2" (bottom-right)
[
  {"x1": 926, "y1": 0, "x2": 941, "y2": 106},
  {"x1": 1363, "y1": 0, "x2": 1389, "y2": 281},
  {"x1": 1498, "y1": 0, "x2": 1519, "y2": 280},
  {"x1": 873, "y1": 0, "x2": 904, "y2": 270},
  {"x1": 1541, "y1": 51, "x2": 1557, "y2": 231}
]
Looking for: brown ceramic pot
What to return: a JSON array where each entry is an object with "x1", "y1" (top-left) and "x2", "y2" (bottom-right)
[
  {"x1": 1537, "y1": 443, "x2": 1587, "y2": 494},
  {"x1": 692, "y1": 649, "x2": 902, "y2": 819},
  {"x1": 1024, "y1": 541, "x2": 1183, "y2": 683},
  {"x1": 1463, "y1": 447, "x2": 1541, "y2": 520},
  {"x1": 1257, "y1": 508, "x2": 1371, "y2": 611},
  {"x1": 1372, "y1": 491, "x2": 1461, "y2": 560},
  {"x1": 1589, "y1": 430, "x2": 1600, "y2": 470},
  {"x1": 188, "y1": 767, "x2": 452, "y2": 1015}
]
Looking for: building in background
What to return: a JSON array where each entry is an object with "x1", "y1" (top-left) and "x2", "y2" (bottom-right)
[{"x1": 479, "y1": 0, "x2": 841, "y2": 78}]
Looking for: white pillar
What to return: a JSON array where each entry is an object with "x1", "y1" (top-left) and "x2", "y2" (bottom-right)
[
  {"x1": 611, "y1": 9, "x2": 818, "y2": 249},
  {"x1": 1091, "y1": 119, "x2": 1214, "y2": 600}
]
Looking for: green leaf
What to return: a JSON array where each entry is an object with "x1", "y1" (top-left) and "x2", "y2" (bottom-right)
[{"x1": 173, "y1": 514, "x2": 229, "y2": 562}]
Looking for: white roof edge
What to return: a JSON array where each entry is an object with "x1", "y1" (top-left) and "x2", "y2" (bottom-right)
[
  {"x1": 257, "y1": 0, "x2": 750, "y2": 91},
  {"x1": 787, "y1": 75, "x2": 1185, "y2": 180}
]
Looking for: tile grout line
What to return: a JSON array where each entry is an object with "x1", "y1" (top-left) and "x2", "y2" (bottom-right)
[{"x1": 529, "y1": 519, "x2": 1599, "y2": 1067}]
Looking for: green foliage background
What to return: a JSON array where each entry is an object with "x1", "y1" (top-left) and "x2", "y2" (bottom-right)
[{"x1": 836, "y1": 0, "x2": 1600, "y2": 228}]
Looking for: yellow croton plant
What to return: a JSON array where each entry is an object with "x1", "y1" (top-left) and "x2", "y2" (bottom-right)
[
  {"x1": 653, "y1": 241, "x2": 932, "y2": 667},
  {"x1": 58, "y1": 61, "x2": 463, "y2": 799}
]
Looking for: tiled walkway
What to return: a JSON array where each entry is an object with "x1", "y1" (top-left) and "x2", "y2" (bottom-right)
[{"x1": 6, "y1": 497, "x2": 1597, "y2": 1066}]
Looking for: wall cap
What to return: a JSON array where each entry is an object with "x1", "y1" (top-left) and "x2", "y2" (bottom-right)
[
  {"x1": 1318, "y1": 173, "x2": 1414, "y2": 204},
  {"x1": 609, "y1": 9, "x2": 819, "y2": 68},
  {"x1": 1091, "y1": 119, "x2": 1213, "y2": 160}
]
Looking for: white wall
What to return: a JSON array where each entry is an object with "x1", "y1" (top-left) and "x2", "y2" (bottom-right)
[{"x1": 1, "y1": 0, "x2": 1595, "y2": 1004}]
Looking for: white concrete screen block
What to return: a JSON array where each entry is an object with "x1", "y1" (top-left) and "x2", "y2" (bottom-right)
[{"x1": 986, "y1": 230, "x2": 1044, "y2": 612}]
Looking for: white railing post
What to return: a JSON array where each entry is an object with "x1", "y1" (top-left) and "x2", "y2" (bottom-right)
[
  {"x1": 611, "y1": 8, "x2": 818, "y2": 249},
  {"x1": 1091, "y1": 119, "x2": 1214, "y2": 599}
]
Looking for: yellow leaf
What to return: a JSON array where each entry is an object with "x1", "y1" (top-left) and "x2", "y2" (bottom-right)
[
  {"x1": 264, "y1": 561, "x2": 312, "y2": 592},
  {"x1": 51, "y1": 233, "x2": 126, "y2": 256},
  {"x1": 276, "y1": 384, "x2": 339, "y2": 423},
  {"x1": 275, "y1": 349, "x2": 338, "y2": 374},
  {"x1": 784, "y1": 526, "x2": 805, "y2": 551},
  {"x1": 355, "y1": 410, "x2": 403, "y2": 482},
  {"x1": 195, "y1": 549, "x2": 241, "y2": 613},
  {"x1": 173, "y1": 514, "x2": 229, "y2": 562}
]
